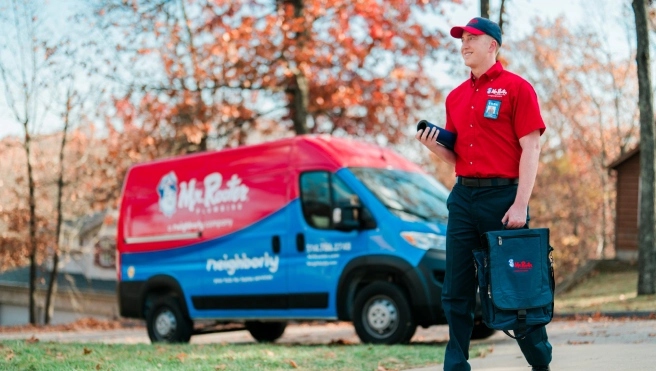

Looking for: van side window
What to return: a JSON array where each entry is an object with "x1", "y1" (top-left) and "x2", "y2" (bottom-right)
[
  {"x1": 300, "y1": 172, "x2": 332, "y2": 229},
  {"x1": 300, "y1": 172, "x2": 376, "y2": 230}
]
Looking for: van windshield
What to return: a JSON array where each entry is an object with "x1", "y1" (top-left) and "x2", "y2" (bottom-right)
[{"x1": 349, "y1": 167, "x2": 449, "y2": 223}]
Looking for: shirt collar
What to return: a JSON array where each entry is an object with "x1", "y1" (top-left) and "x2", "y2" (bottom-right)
[{"x1": 470, "y1": 61, "x2": 504, "y2": 86}]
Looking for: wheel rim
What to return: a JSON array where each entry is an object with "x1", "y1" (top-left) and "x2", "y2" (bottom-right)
[
  {"x1": 154, "y1": 309, "x2": 177, "y2": 340},
  {"x1": 362, "y1": 295, "x2": 399, "y2": 339}
]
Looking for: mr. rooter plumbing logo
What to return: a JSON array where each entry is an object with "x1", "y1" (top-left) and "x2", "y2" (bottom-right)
[
  {"x1": 157, "y1": 171, "x2": 250, "y2": 217},
  {"x1": 508, "y1": 258, "x2": 533, "y2": 273}
]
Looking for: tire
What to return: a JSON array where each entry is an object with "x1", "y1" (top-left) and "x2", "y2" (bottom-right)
[
  {"x1": 352, "y1": 281, "x2": 416, "y2": 344},
  {"x1": 146, "y1": 296, "x2": 193, "y2": 343},
  {"x1": 471, "y1": 322, "x2": 496, "y2": 340},
  {"x1": 245, "y1": 321, "x2": 287, "y2": 342}
]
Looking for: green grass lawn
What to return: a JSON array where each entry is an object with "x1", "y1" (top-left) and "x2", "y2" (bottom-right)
[
  {"x1": 0, "y1": 340, "x2": 486, "y2": 371},
  {"x1": 556, "y1": 270, "x2": 656, "y2": 314}
]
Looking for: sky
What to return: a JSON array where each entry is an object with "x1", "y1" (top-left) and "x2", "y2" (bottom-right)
[{"x1": 0, "y1": 0, "x2": 635, "y2": 139}]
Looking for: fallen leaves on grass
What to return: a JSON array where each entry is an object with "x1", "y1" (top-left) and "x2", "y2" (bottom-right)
[
  {"x1": 25, "y1": 335, "x2": 39, "y2": 344},
  {"x1": 5, "y1": 350, "x2": 14, "y2": 361},
  {"x1": 328, "y1": 338, "x2": 355, "y2": 345},
  {"x1": 95, "y1": 364, "x2": 101, "y2": 370},
  {"x1": 265, "y1": 349, "x2": 275, "y2": 356},
  {"x1": 56, "y1": 352, "x2": 64, "y2": 360},
  {"x1": 376, "y1": 363, "x2": 399, "y2": 371},
  {"x1": 0, "y1": 317, "x2": 142, "y2": 334},
  {"x1": 215, "y1": 365, "x2": 227, "y2": 370},
  {"x1": 173, "y1": 352, "x2": 187, "y2": 363},
  {"x1": 84, "y1": 347, "x2": 93, "y2": 355},
  {"x1": 476, "y1": 346, "x2": 494, "y2": 358},
  {"x1": 288, "y1": 359, "x2": 298, "y2": 368}
]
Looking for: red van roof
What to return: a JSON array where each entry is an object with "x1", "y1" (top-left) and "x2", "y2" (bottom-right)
[{"x1": 127, "y1": 135, "x2": 424, "y2": 173}]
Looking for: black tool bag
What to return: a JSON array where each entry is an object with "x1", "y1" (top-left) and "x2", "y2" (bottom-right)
[{"x1": 473, "y1": 228, "x2": 555, "y2": 339}]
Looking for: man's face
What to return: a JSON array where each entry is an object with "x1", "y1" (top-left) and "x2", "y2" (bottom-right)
[{"x1": 461, "y1": 31, "x2": 494, "y2": 68}]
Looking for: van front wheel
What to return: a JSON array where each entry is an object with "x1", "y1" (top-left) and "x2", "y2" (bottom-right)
[
  {"x1": 353, "y1": 282, "x2": 416, "y2": 344},
  {"x1": 245, "y1": 321, "x2": 287, "y2": 342},
  {"x1": 146, "y1": 296, "x2": 193, "y2": 343}
]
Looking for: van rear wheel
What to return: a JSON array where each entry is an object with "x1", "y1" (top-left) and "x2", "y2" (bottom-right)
[
  {"x1": 146, "y1": 296, "x2": 193, "y2": 343},
  {"x1": 245, "y1": 321, "x2": 287, "y2": 343},
  {"x1": 353, "y1": 282, "x2": 416, "y2": 344}
]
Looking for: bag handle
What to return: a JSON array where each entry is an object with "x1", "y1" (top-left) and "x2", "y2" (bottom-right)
[
  {"x1": 503, "y1": 324, "x2": 543, "y2": 340},
  {"x1": 502, "y1": 221, "x2": 529, "y2": 230}
]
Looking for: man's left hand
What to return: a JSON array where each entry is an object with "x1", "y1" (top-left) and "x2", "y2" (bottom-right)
[{"x1": 502, "y1": 203, "x2": 527, "y2": 229}]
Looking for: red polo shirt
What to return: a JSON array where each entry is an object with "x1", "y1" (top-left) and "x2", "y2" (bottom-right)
[{"x1": 445, "y1": 61, "x2": 545, "y2": 178}]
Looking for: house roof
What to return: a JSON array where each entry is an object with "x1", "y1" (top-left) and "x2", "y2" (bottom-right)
[
  {"x1": 0, "y1": 266, "x2": 115, "y2": 294},
  {"x1": 77, "y1": 211, "x2": 108, "y2": 237},
  {"x1": 609, "y1": 146, "x2": 640, "y2": 170}
]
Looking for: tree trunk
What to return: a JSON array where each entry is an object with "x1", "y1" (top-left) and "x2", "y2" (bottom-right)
[
  {"x1": 633, "y1": 0, "x2": 656, "y2": 296},
  {"x1": 45, "y1": 90, "x2": 71, "y2": 324},
  {"x1": 282, "y1": 0, "x2": 309, "y2": 135},
  {"x1": 291, "y1": 73, "x2": 309, "y2": 135},
  {"x1": 498, "y1": 0, "x2": 507, "y2": 34},
  {"x1": 480, "y1": 0, "x2": 490, "y2": 19},
  {"x1": 179, "y1": 0, "x2": 208, "y2": 152},
  {"x1": 24, "y1": 123, "x2": 38, "y2": 324},
  {"x1": 496, "y1": 0, "x2": 507, "y2": 61}
]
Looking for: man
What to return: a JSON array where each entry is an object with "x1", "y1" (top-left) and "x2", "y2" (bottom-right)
[{"x1": 416, "y1": 17, "x2": 552, "y2": 371}]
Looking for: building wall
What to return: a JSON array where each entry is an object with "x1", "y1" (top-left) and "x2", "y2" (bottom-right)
[
  {"x1": 0, "y1": 303, "x2": 102, "y2": 326},
  {"x1": 615, "y1": 153, "x2": 640, "y2": 261}
]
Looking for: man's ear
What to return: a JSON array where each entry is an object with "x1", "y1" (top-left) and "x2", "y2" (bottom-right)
[{"x1": 489, "y1": 39, "x2": 497, "y2": 53}]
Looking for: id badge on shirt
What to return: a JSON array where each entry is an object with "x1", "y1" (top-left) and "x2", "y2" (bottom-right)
[{"x1": 484, "y1": 99, "x2": 501, "y2": 119}]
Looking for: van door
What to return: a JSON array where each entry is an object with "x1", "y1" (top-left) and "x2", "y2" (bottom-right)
[
  {"x1": 188, "y1": 167, "x2": 291, "y2": 319},
  {"x1": 286, "y1": 170, "x2": 374, "y2": 318}
]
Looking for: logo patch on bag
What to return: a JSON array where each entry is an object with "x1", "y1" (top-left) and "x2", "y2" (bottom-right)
[
  {"x1": 510, "y1": 259, "x2": 533, "y2": 272},
  {"x1": 484, "y1": 99, "x2": 501, "y2": 119}
]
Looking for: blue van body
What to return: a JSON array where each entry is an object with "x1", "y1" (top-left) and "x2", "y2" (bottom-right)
[{"x1": 117, "y1": 136, "x2": 486, "y2": 344}]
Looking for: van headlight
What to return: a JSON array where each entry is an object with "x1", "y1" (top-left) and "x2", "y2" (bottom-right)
[{"x1": 401, "y1": 232, "x2": 446, "y2": 250}]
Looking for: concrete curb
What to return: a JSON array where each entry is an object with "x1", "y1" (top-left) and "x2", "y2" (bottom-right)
[{"x1": 553, "y1": 311, "x2": 655, "y2": 319}]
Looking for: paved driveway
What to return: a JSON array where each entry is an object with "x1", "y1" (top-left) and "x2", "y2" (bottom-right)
[
  {"x1": 2, "y1": 319, "x2": 655, "y2": 370},
  {"x1": 406, "y1": 319, "x2": 656, "y2": 371}
]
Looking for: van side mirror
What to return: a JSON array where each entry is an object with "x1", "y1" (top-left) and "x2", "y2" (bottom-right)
[{"x1": 333, "y1": 206, "x2": 361, "y2": 231}]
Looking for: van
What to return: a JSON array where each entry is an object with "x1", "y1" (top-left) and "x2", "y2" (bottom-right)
[{"x1": 117, "y1": 135, "x2": 494, "y2": 344}]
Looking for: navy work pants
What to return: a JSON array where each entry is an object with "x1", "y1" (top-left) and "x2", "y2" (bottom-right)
[{"x1": 441, "y1": 183, "x2": 552, "y2": 371}]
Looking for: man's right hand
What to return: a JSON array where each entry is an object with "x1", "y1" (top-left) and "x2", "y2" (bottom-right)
[{"x1": 415, "y1": 126, "x2": 456, "y2": 166}]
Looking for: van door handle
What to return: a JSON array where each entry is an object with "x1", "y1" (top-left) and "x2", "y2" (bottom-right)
[
  {"x1": 296, "y1": 233, "x2": 305, "y2": 252},
  {"x1": 272, "y1": 236, "x2": 281, "y2": 254}
]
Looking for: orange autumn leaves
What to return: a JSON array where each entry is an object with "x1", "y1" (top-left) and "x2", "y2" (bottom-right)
[{"x1": 97, "y1": 0, "x2": 454, "y2": 151}]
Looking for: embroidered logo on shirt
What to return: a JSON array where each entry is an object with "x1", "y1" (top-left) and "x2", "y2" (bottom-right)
[{"x1": 487, "y1": 88, "x2": 507, "y2": 96}]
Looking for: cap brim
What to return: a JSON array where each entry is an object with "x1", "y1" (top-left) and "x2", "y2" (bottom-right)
[{"x1": 450, "y1": 26, "x2": 485, "y2": 39}]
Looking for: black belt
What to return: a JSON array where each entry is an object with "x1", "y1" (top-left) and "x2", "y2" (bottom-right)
[{"x1": 457, "y1": 177, "x2": 519, "y2": 187}]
